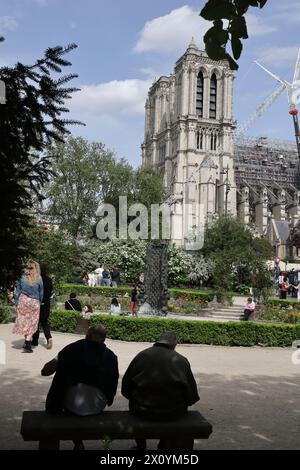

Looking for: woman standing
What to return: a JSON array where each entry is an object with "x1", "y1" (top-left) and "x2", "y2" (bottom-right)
[{"x1": 13, "y1": 261, "x2": 44, "y2": 353}]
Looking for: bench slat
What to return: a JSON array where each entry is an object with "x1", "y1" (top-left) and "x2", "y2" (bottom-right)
[{"x1": 21, "y1": 410, "x2": 212, "y2": 441}]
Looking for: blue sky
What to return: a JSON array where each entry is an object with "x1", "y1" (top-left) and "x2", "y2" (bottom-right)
[{"x1": 0, "y1": 0, "x2": 299, "y2": 166}]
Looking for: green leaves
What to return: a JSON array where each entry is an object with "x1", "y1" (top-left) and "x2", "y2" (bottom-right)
[
  {"x1": 200, "y1": 0, "x2": 268, "y2": 69},
  {"x1": 201, "y1": 0, "x2": 236, "y2": 20},
  {"x1": 231, "y1": 35, "x2": 243, "y2": 60}
]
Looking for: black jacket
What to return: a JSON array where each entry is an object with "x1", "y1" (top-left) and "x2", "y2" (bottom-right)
[
  {"x1": 46, "y1": 339, "x2": 119, "y2": 414},
  {"x1": 40, "y1": 274, "x2": 53, "y2": 318},
  {"x1": 65, "y1": 298, "x2": 82, "y2": 312},
  {"x1": 121, "y1": 343, "x2": 199, "y2": 418}
]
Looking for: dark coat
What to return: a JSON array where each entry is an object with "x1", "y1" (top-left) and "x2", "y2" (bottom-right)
[
  {"x1": 40, "y1": 274, "x2": 53, "y2": 319},
  {"x1": 46, "y1": 339, "x2": 119, "y2": 414},
  {"x1": 65, "y1": 298, "x2": 82, "y2": 312},
  {"x1": 121, "y1": 343, "x2": 199, "y2": 419}
]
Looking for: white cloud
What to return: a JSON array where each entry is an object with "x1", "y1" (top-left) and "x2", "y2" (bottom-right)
[
  {"x1": 257, "y1": 46, "x2": 299, "y2": 68},
  {"x1": 70, "y1": 78, "x2": 152, "y2": 116},
  {"x1": 133, "y1": 5, "x2": 208, "y2": 54},
  {"x1": 245, "y1": 13, "x2": 277, "y2": 37},
  {"x1": 0, "y1": 16, "x2": 17, "y2": 32}
]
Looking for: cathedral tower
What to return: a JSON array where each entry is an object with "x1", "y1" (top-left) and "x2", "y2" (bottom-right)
[{"x1": 142, "y1": 39, "x2": 236, "y2": 248}]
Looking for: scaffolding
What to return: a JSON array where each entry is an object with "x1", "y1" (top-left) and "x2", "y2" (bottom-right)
[{"x1": 234, "y1": 136, "x2": 299, "y2": 190}]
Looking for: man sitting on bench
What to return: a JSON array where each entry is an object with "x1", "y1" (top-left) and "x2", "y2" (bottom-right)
[
  {"x1": 41, "y1": 324, "x2": 119, "y2": 450},
  {"x1": 121, "y1": 331, "x2": 200, "y2": 450}
]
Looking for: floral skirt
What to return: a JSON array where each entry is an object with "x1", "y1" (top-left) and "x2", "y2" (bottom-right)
[{"x1": 13, "y1": 294, "x2": 40, "y2": 338}]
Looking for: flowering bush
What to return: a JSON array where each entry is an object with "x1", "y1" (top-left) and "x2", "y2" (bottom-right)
[{"x1": 168, "y1": 246, "x2": 214, "y2": 286}]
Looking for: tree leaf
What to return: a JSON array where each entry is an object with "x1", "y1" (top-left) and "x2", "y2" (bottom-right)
[
  {"x1": 231, "y1": 35, "x2": 243, "y2": 60},
  {"x1": 229, "y1": 15, "x2": 248, "y2": 38},
  {"x1": 225, "y1": 52, "x2": 239, "y2": 70},
  {"x1": 201, "y1": 0, "x2": 236, "y2": 21},
  {"x1": 234, "y1": 0, "x2": 250, "y2": 15}
]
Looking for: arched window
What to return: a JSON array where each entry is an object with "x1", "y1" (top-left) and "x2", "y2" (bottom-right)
[
  {"x1": 210, "y1": 130, "x2": 217, "y2": 151},
  {"x1": 196, "y1": 129, "x2": 203, "y2": 150},
  {"x1": 209, "y1": 74, "x2": 217, "y2": 119},
  {"x1": 196, "y1": 72, "x2": 204, "y2": 117}
]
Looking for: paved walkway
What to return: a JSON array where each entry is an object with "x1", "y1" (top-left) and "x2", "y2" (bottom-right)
[{"x1": 0, "y1": 323, "x2": 299, "y2": 450}]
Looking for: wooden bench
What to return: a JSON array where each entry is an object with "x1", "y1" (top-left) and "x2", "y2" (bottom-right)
[{"x1": 21, "y1": 410, "x2": 213, "y2": 450}]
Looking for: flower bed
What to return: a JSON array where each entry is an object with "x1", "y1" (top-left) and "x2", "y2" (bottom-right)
[{"x1": 256, "y1": 304, "x2": 300, "y2": 324}]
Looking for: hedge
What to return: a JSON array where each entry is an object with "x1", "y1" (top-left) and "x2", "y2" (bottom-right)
[
  {"x1": 49, "y1": 309, "x2": 80, "y2": 333},
  {"x1": 0, "y1": 304, "x2": 11, "y2": 324},
  {"x1": 58, "y1": 284, "x2": 215, "y2": 302},
  {"x1": 49, "y1": 309, "x2": 300, "y2": 347}
]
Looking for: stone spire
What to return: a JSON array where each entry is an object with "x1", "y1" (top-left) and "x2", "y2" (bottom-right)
[{"x1": 186, "y1": 37, "x2": 198, "y2": 53}]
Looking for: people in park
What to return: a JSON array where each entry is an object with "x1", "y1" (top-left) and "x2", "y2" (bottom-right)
[
  {"x1": 101, "y1": 265, "x2": 111, "y2": 287},
  {"x1": 13, "y1": 261, "x2": 44, "y2": 353},
  {"x1": 42, "y1": 324, "x2": 119, "y2": 450},
  {"x1": 32, "y1": 264, "x2": 53, "y2": 349},
  {"x1": 109, "y1": 298, "x2": 121, "y2": 315},
  {"x1": 88, "y1": 271, "x2": 97, "y2": 287},
  {"x1": 65, "y1": 293, "x2": 82, "y2": 312},
  {"x1": 243, "y1": 297, "x2": 256, "y2": 321},
  {"x1": 292, "y1": 282, "x2": 300, "y2": 301},
  {"x1": 83, "y1": 304, "x2": 93, "y2": 314},
  {"x1": 111, "y1": 267, "x2": 121, "y2": 287},
  {"x1": 121, "y1": 331, "x2": 199, "y2": 450},
  {"x1": 131, "y1": 285, "x2": 138, "y2": 317},
  {"x1": 280, "y1": 277, "x2": 289, "y2": 299},
  {"x1": 95, "y1": 265, "x2": 104, "y2": 287}
]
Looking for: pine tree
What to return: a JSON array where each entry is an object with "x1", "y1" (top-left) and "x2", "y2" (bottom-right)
[{"x1": 0, "y1": 41, "x2": 83, "y2": 288}]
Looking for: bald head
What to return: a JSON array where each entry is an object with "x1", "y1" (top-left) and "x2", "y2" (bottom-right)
[
  {"x1": 156, "y1": 331, "x2": 177, "y2": 350},
  {"x1": 86, "y1": 324, "x2": 106, "y2": 343}
]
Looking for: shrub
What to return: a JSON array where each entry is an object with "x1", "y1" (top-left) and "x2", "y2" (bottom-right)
[
  {"x1": 50, "y1": 309, "x2": 80, "y2": 332},
  {"x1": 49, "y1": 309, "x2": 300, "y2": 347},
  {"x1": 0, "y1": 304, "x2": 11, "y2": 324},
  {"x1": 59, "y1": 284, "x2": 216, "y2": 302}
]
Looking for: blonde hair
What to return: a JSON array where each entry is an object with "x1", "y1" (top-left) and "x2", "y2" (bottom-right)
[{"x1": 25, "y1": 261, "x2": 41, "y2": 286}]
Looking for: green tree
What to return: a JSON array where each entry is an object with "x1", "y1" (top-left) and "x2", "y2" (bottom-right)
[
  {"x1": 200, "y1": 0, "x2": 268, "y2": 69},
  {"x1": 201, "y1": 216, "x2": 273, "y2": 294},
  {"x1": 45, "y1": 137, "x2": 165, "y2": 241},
  {"x1": 0, "y1": 41, "x2": 81, "y2": 288},
  {"x1": 45, "y1": 137, "x2": 128, "y2": 240},
  {"x1": 28, "y1": 226, "x2": 78, "y2": 286},
  {"x1": 132, "y1": 167, "x2": 166, "y2": 209}
]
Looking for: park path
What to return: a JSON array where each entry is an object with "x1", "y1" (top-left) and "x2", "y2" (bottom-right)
[{"x1": 0, "y1": 323, "x2": 299, "y2": 450}]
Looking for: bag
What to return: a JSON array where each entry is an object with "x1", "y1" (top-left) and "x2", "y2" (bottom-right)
[{"x1": 66, "y1": 300, "x2": 76, "y2": 311}]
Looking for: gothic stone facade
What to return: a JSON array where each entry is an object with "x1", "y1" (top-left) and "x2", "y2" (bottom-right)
[
  {"x1": 142, "y1": 40, "x2": 236, "y2": 248},
  {"x1": 142, "y1": 41, "x2": 299, "y2": 257}
]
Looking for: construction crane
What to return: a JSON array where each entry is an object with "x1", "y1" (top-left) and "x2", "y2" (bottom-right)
[
  {"x1": 237, "y1": 47, "x2": 300, "y2": 157},
  {"x1": 235, "y1": 84, "x2": 285, "y2": 137}
]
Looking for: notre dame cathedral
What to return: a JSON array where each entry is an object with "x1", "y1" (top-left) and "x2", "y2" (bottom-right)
[{"x1": 142, "y1": 40, "x2": 300, "y2": 259}]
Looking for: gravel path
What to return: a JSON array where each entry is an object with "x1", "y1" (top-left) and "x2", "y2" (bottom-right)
[{"x1": 0, "y1": 323, "x2": 299, "y2": 450}]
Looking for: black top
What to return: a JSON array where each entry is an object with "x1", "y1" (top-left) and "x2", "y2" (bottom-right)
[
  {"x1": 46, "y1": 339, "x2": 119, "y2": 414},
  {"x1": 131, "y1": 288, "x2": 137, "y2": 302},
  {"x1": 40, "y1": 274, "x2": 53, "y2": 317},
  {"x1": 65, "y1": 298, "x2": 82, "y2": 312},
  {"x1": 122, "y1": 343, "x2": 199, "y2": 418},
  {"x1": 111, "y1": 270, "x2": 121, "y2": 283}
]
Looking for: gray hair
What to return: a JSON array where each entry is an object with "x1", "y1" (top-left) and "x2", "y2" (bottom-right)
[{"x1": 157, "y1": 331, "x2": 177, "y2": 345}]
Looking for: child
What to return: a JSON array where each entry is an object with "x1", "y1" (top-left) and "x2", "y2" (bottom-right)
[
  {"x1": 110, "y1": 298, "x2": 121, "y2": 315},
  {"x1": 131, "y1": 285, "x2": 138, "y2": 317}
]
